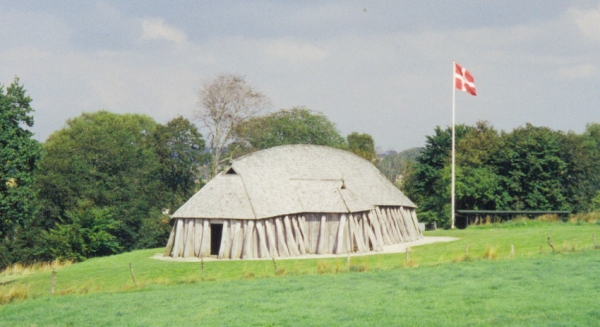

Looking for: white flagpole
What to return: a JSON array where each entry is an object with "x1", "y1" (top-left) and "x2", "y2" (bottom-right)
[{"x1": 451, "y1": 61, "x2": 456, "y2": 229}]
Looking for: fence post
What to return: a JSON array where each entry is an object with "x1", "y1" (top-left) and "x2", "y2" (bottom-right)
[
  {"x1": 272, "y1": 257, "x2": 278, "y2": 275},
  {"x1": 510, "y1": 244, "x2": 515, "y2": 257},
  {"x1": 405, "y1": 247, "x2": 410, "y2": 265},
  {"x1": 50, "y1": 269, "x2": 56, "y2": 295},
  {"x1": 547, "y1": 236, "x2": 555, "y2": 252},
  {"x1": 465, "y1": 244, "x2": 469, "y2": 256},
  {"x1": 129, "y1": 262, "x2": 137, "y2": 286}
]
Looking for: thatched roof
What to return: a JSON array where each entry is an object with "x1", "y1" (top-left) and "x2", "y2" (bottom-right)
[{"x1": 173, "y1": 145, "x2": 416, "y2": 220}]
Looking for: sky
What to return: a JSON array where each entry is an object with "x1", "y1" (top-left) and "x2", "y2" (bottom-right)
[{"x1": 1, "y1": 0, "x2": 600, "y2": 151}]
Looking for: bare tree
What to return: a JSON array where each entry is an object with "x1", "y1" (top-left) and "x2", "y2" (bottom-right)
[{"x1": 195, "y1": 74, "x2": 269, "y2": 178}]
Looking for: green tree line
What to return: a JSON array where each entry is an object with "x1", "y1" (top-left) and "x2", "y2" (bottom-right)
[{"x1": 403, "y1": 121, "x2": 600, "y2": 228}]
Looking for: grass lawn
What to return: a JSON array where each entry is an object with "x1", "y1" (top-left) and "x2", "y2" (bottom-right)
[{"x1": 1, "y1": 221, "x2": 599, "y2": 326}]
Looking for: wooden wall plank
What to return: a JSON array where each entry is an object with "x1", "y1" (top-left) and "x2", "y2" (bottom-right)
[
  {"x1": 171, "y1": 219, "x2": 184, "y2": 258},
  {"x1": 275, "y1": 218, "x2": 290, "y2": 257},
  {"x1": 200, "y1": 219, "x2": 211, "y2": 258},
  {"x1": 334, "y1": 214, "x2": 347, "y2": 254},
  {"x1": 229, "y1": 220, "x2": 241, "y2": 259},
  {"x1": 183, "y1": 219, "x2": 195, "y2": 258},
  {"x1": 218, "y1": 220, "x2": 230, "y2": 259},
  {"x1": 316, "y1": 215, "x2": 328, "y2": 254},
  {"x1": 193, "y1": 219, "x2": 203, "y2": 257},
  {"x1": 242, "y1": 220, "x2": 255, "y2": 259}
]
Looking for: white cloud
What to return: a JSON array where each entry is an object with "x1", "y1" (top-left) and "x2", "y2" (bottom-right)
[
  {"x1": 570, "y1": 3, "x2": 600, "y2": 42},
  {"x1": 141, "y1": 18, "x2": 187, "y2": 44}
]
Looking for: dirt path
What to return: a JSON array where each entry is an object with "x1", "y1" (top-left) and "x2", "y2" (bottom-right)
[{"x1": 152, "y1": 236, "x2": 459, "y2": 262}]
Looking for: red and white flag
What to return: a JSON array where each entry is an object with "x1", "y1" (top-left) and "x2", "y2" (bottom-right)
[{"x1": 454, "y1": 62, "x2": 476, "y2": 96}]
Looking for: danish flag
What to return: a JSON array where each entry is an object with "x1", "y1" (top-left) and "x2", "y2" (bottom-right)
[{"x1": 454, "y1": 62, "x2": 476, "y2": 96}]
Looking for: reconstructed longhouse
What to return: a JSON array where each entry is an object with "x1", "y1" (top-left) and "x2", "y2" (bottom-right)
[{"x1": 164, "y1": 145, "x2": 422, "y2": 259}]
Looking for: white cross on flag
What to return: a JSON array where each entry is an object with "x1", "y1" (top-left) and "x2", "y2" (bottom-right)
[{"x1": 454, "y1": 62, "x2": 476, "y2": 96}]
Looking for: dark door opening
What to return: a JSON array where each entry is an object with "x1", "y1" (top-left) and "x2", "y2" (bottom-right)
[{"x1": 210, "y1": 224, "x2": 223, "y2": 256}]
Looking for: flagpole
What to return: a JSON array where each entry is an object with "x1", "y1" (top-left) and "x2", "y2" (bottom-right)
[{"x1": 451, "y1": 61, "x2": 456, "y2": 229}]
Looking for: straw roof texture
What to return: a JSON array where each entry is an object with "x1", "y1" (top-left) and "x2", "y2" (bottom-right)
[{"x1": 173, "y1": 145, "x2": 416, "y2": 220}]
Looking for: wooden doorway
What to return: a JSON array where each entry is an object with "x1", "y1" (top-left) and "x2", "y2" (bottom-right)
[{"x1": 210, "y1": 224, "x2": 223, "y2": 256}]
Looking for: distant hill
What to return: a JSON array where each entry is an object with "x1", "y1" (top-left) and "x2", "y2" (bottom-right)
[{"x1": 377, "y1": 147, "x2": 422, "y2": 184}]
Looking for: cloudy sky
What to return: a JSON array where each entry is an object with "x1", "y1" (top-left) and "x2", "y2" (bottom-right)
[{"x1": 1, "y1": 1, "x2": 600, "y2": 151}]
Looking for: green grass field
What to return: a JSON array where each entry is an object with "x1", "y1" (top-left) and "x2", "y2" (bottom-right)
[{"x1": 1, "y1": 220, "x2": 600, "y2": 326}]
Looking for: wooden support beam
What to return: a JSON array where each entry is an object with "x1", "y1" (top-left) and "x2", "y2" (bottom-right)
[
  {"x1": 163, "y1": 227, "x2": 175, "y2": 257},
  {"x1": 350, "y1": 214, "x2": 366, "y2": 253},
  {"x1": 374, "y1": 208, "x2": 392, "y2": 245},
  {"x1": 275, "y1": 217, "x2": 290, "y2": 257},
  {"x1": 291, "y1": 217, "x2": 306, "y2": 255},
  {"x1": 265, "y1": 219, "x2": 279, "y2": 258},
  {"x1": 298, "y1": 215, "x2": 310, "y2": 253},
  {"x1": 399, "y1": 207, "x2": 415, "y2": 241},
  {"x1": 367, "y1": 211, "x2": 385, "y2": 249},
  {"x1": 283, "y1": 216, "x2": 300, "y2": 256},
  {"x1": 409, "y1": 208, "x2": 422, "y2": 237},
  {"x1": 255, "y1": 220, "x2": 270, "y2": 258},
  {"x1": 393, "y1": 207, "x2": 408, "y2": 242}
]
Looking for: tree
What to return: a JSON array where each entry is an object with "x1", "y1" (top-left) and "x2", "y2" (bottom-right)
[
  {"x1": 151, "y1": 116, "x2": 208, "y2": 211},
  {"x1": 0, "y1": 77, "x2": 42, "y2": 267},
  {"x1": 454, "y1": 121, "x2": 509, "y2": 211},
  {"x1": 35, "y1": 111, "x2": 167, "y2": 257},
  {"x1": 195, "y1": 74, "x2": 270, "y2": 177},
  {"x1": 230, "y1": 107, "x2": 346, "y2": 157},
  {"x1": 347, "y1": 132, "x2": 376, "y2": 163},
  {"x1": 493, "y1": 124, "x2": 569, "y2": 211}
]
